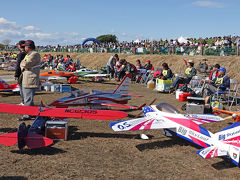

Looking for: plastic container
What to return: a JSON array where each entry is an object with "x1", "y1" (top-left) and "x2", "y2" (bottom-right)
[
  {"x1": 176, "y1": 89, "x2": 183, "y2": 99},
  {"x1": 179, "y1": 93, "x2": 192, "y2": 102},
  {"x1": 60, "y1": 84, "x2": 71, "y2": 93},
  {"x1": 147, "y1": 80, "x2": 155, "y2": 89}
]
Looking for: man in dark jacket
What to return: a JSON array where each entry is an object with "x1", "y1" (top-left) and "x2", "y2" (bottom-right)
[
  {"x1": 15, "y1": 40, "x2": 26, "y2": 105},
  {"x1": 202, "y1": 67, "x2": 230, "y2": 98}
]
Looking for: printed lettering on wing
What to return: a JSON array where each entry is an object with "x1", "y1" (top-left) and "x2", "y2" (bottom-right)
[{"x1": 65, "y1": 109, "x2": 97, "y2": 114}]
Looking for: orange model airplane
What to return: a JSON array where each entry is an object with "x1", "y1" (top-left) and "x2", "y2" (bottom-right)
[
  {"x1": 213, "y1": 107, "x2": 240, "y2": 122},
  {"x1": 40, "y1": 70, "x2": 74, "y2": 80}
]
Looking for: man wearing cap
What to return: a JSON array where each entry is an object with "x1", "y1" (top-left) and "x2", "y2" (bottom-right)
[
  {"x1": 144, "y1": 60, "x2": 153, "y2": 70},
  {"x1": 20, "y1": 40, "x2": 41, "y2": 109},
  {"x1": 202, "y1": 67, "x2": 230, "y2": 98},
  {"x1": 15, "y1": 40, "x2": 26, "y2": 105},
  {"x1": 170, "y1": 59, "x2": 196, "y2": 91}
]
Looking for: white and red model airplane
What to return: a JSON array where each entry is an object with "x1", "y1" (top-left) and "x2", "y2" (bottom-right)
[
  {"x1": 109, "y1": 103, "x2": 240, "y2": 166},
  {"x1": 0, "y1": 77, "x2": 19, "y2": 92},
  {"x1": 50, "y1": 74, "x2": 145, "y2": 110}
]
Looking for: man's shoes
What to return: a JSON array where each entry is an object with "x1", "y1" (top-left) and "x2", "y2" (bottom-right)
[
  {"x1": 18, "y1": 115, "x2": 35, "y2": 121},
  {"x1": 18, "y1": 103, "x2": 24, "y2": 105}
]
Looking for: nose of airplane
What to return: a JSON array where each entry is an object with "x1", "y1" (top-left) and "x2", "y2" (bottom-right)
[{"x1": 49, "y1": 100, "x2": 60, "y2": 106}]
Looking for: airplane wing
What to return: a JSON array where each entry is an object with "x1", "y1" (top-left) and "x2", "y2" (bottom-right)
[
  {"x1": 110, "y1": 116, "x2": 176, "y2": 132},
  {"x1": 183, "y1": 114, "x2": 224, "y2": 124},
  {"x1": 100, "y1": 103, "x2": 146, "y2": 110},
  {"x1": 0, "y1": 103, "x2": 128, "y2": 120},
  {"x1": 121, "y1": 94, "x2": 143, "y2": 97}
]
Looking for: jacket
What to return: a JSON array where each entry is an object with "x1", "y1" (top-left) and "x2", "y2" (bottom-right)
[
  {"x1": 15, "y1": 50, "x2": 26, "y2": 78},
  {"x1": 20, "y1": 51, "x2": 41, "y2": 88},
  {"x1": 184, "y1": 67, "x2": 196, "y2": 80},
  {"x1": 213, "y1": 75, "x2": 230, "y2": 91}
]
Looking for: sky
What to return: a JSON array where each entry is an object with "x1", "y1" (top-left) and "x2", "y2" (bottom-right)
[{"x1": 0, "y1": 0, "x2": 239, "y2": 45}]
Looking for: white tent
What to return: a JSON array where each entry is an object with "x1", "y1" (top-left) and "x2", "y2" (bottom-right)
[
  {"x1": 177, "y1": 36, "x2": 190, "y2": 44},
  {"x1": 134, "y1": 39, "x2": 141, "y2": 43}
]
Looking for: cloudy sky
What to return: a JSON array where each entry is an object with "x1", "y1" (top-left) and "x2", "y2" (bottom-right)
[{"x1": 0, "y1": 0, "x2": 238, "y2": 45}]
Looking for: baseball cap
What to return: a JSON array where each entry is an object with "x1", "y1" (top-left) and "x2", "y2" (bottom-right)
[
  {"x1": 24, "y1": 40, "x2": 35, "y2": 47},
  {"x1": 218, "y1": 67, "x2": 226, "y2": 73},
  {"x1": 188, "y1": 59, "x2": 194, "y2": 63},
  {"x1": 17, "y1": 40, "x2": 25, "y2": 47},
  {"x1": 146, "y1": 60, "x2": 151, "y2": 62}
]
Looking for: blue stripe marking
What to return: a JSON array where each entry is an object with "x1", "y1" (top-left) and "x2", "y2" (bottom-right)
[
  {"x1": 109, "y1": 120, "x2": 128, "y2": 128},
  {"x1": 218, "y1": 122, "x2": 240, "y2": 132},
  {"x1": 165, "y1": 129, "x2": 210, "y2": 147},
  {"x1": 199, "y1": 126, "x2": 211, "y2": 137},
  {"x1": 230, "y1": 158, "x2": 239, "y2": 166}
]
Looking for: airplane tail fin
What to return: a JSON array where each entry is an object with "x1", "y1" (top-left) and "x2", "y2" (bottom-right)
[
  {"x1": 198, "y1": 122, "x2": 240, "y2": 166},
  {"x1": 25, "y1": 132, "x2": 53, "y2": 149},
  {"x1": 113, "y1": 74, "x2": 131, "y2": 94},
  {"x1": 0, "y1": 77, "x2": 11, "y2": 89}
]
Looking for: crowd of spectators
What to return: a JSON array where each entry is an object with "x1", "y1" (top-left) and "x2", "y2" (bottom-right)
[{"x1": 3, "y1": 35, "x2": 240, "y2": 55}]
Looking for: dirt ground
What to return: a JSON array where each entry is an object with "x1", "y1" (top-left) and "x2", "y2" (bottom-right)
[
  {"x1": 0, "y1": 77, "x2": 239, "y2": 180},
  {"x1": 1, "y1": 53, "x2": 240, "y2": 179}
]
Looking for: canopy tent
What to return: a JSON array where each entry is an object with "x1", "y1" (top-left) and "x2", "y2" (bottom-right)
[
  {"x1": 81, "y1": 38, "x2": 101, "y2": 45},
  {"x1": 177, "y1": 36, "x2": 190, "y2": 44},
  {"x1": 134, "y1": 39, "x2": 141, "y2": 43}
]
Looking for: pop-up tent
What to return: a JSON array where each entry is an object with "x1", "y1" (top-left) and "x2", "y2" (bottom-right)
[
  {"x1": 81, "y1": 38, "x2": 101, "y2": 45},
  {"x1": 177, "y1": 36, "x2": 190, "y2": 44}
]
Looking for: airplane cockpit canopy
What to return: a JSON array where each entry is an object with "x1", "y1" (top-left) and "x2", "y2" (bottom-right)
[
  {"x1": 71, "y1": 89, "x2": 94, "y2": 97},
  {"x1": 155, "y1": 103, "x2": 179, "y2": 114}
]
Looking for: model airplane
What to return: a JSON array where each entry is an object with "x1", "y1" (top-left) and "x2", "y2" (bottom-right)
[
  {"x1": 109, "y1": 103, "x2": 240, "y2": 166},
  {"x1": 0, "y1": 77, "x2": 19, "y2": 92},
  {"x1": 0, "y1": 103, "x2": 128, "y2": 150},
  {"x1": 50, "y1": 74, "x2": 145, "y2": 110},
  {"x1": 76, "y1": 68, "x2": 98, "y2": 77},
  {"x1": 40, "y1": 70, "x2": 74, "y2": 80},
  {"x1": 213, "y1": 107, "x2": 240, "y2": 122}
]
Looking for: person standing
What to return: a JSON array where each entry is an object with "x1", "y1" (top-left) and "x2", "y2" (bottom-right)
[
  {"x1": 14, "y1": 40, "x2": 26, "y2": 105},
  {"x1": 107, "y1": 54, "x2": 118, "y2": 78},
  {"x1": 20, "y1": 40, "x2": 41, "y2": 108}
]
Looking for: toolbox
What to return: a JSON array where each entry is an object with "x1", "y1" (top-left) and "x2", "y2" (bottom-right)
[
  {"x1": 45, "y1": 120, "x2": 68, "y2": 140},
  {"x1": 186, "y1": 97, "x2": 205, "y2": 114}
]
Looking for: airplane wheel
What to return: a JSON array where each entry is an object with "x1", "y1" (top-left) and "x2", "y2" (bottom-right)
[{"x1": 17, "y1": 122, "x2": 28, "y2": 150}]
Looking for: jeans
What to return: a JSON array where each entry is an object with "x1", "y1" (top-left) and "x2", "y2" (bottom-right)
[{"x1": 22, "y1": 88, "x2": 37, "y2": 106}]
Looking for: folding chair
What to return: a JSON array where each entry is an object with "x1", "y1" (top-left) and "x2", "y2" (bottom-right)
[{"x1": 229, "y1": 80, "x2": 240, "y2": 110}]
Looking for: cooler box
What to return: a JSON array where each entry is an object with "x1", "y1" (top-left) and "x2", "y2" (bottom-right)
[
  {"x1": 42, "y1": 82, "x2": 53, "y2": 91},
  {"x1": 179, "y1": 93, "x2": 192, "y2": 101},
  {"x1": 60, "y1": 84, "x2": 71, "y2": 93},
  {"x1": 45, "y1": 120, "x2": 68, "y2": 140},
  {"x1": 51, "y1": 84, "x2": 60, "y2": 92},
  {"x1": 155, "y1": 79, "x2": 172, "y2": 92}
]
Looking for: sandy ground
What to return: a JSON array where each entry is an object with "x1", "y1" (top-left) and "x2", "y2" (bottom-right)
[
  {"x1": 1, "y1": 54, "x2": 240, "y2": 179},
  {"x1": 0, "y1": 77, "x2": 240, "y2": 180}
]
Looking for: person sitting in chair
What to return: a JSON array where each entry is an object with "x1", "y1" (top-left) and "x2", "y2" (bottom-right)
[
  {"x1": 209, "y1": 63, "x2": 220, "y2": 81},
  {"x1": 201, "y1": 67, "x2": 230, "y2": 98},
  {"x1": 170, "y1": 59, "x2": 196, "y2": 91},
  {"x1": 158, "y1": 63, "x2": 173, "y2": 80}
]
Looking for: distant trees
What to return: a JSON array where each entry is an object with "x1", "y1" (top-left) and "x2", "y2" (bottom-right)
[
  {"x1": 96, "y1": 34, "x2": 117, "y2": 43},
  {"x1": 2, "y1": 39, "x2": 11, "y2": 49},
  {"x1": 0, "y1": 44, "x2": 4, "y2": 49}
]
